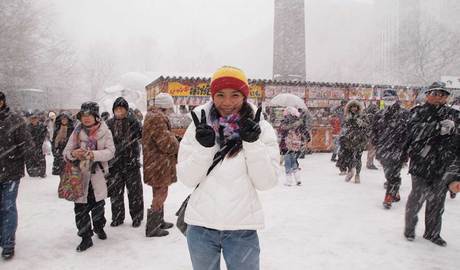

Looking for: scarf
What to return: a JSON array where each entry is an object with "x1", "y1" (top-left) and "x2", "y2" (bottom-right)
[
  {"x1": 54, "y1": 124, "x2": 68, "y2": 148},
  {"x1": 206, "y1": 109, "x2": 242, "y2": 175},
  {"x1": 73, "y1": 123, "x2": 100, "y2": 172},
  {"x1": 212, "y1": 113, "x2": 241, "y2": 147}
]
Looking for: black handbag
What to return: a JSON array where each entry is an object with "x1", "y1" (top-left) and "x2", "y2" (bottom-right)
[
  {"x1": 176, "y1": 183, "x2": 200, "y2": 236},
  {"x1": 175, "y1": 194, "x2": 191, "y2": 236}
]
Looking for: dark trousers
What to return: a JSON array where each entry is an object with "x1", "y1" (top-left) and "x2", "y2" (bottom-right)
[
  {"x1": 405, "y1": 175, "x2": 448, "y2": 239},
  {"x1": 109, "y1": 168, "x2": 144, "y2": 223},
  {"x1": 74, "y1": 184, "x2": 106, "y2": 238},
  {"x1": 342, "y1": 148, "x2": 363, "y2": 174},
  {"x1": 25, "y1": 148, "x2": 46, "y2": 177},
  {"x1": 382, "y1": 161, "x2": 403, "y2": 196}
]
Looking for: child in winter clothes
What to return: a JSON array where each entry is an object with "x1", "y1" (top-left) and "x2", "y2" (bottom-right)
[{"x1": 279, "y1": 107, "x2": 303, "y2": 186}]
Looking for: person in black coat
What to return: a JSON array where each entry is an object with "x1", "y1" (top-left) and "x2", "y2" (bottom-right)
[
  {"x1": 372, "y1": 89, "x2": 409, "y2": 209},
  {"x1": 25, "y1": 113, "x2": 48, "y2": 178},
  {"x1": 339, "y1": 100, "x2": 368, "y2": 183},
  {"x1": 403, "y1": 81, "x2": 459, "y2": 246},
  {"x1": 364, "y1": 103, "x2": 380, "y2": 170},
  {"x1": 0, "y1": 92, "x2": 33, "y2": 259},
  {"x1": 51, "y1": 112, "x2": 75, "y2": 177},
  {"x1": 107, "y1": 97, "x2": 144, "y2": 227}
]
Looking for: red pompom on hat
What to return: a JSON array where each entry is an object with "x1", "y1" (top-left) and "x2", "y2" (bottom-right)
[{"x1": 210, "y1": 66, "x2": 250, "y2": 98}]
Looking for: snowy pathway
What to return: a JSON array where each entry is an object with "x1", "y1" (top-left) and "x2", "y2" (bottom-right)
[{"x1": 3, "y1": 153, "x2": 459, "y2": 270}]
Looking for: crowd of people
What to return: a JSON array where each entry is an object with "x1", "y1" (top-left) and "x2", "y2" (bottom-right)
[
  {"x1": 1, "y1": 71, "x2": 460, "y2": 269},
  {"x1": 327, "y1": 82, "x2": 460, "y2": 248}
]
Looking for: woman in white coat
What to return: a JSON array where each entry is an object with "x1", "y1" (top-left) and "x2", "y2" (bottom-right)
[
  {"x1": 177, "y1": 66, "x2": 280, "y2": 270},
  {"x1": 63, "y1": 102, "x2": 115, "y2": 252}
]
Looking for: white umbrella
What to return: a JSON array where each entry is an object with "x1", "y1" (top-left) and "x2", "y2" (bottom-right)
[{"x1": 269, "y1": 93, "x2": 307, "y2": 109}]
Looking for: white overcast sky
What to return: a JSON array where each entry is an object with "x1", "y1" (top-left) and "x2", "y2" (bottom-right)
[{"x1": 41, "y1": 0, "x2": 375, "y2": 80}]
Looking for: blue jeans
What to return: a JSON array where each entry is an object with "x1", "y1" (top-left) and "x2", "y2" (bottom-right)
[
  {"x1": 186, "y1": 225, "x2": 260, "y2": 270},
  {"x1": 0, "y1": 179, "x2": 20, "y2": 249},
  {"x1": 332, "y1": 136, "x2": 340, "y2": 156},
  {"x1": 284, "y1": 152, "x2": 299, "y2": 174}
]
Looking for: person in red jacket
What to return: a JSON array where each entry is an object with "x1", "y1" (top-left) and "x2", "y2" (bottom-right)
[{"x1": 330, "y1": 113, "x2": 341, "y2": 162}]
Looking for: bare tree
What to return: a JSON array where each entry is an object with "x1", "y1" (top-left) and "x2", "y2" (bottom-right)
[
  {"x1": 81, "y1": 42, "x2": 118, "y2": 101},
  {"x1": 395, "y1": 20, "x2": 460, "y2": 85},
  {"x1": 0, "y1": 0, "x2": 79, "y2": 109}
]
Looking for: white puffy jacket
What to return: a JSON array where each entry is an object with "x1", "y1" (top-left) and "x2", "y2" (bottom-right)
[{"x1": 177, "y1": 101, "x2": 280, "y2": 230}]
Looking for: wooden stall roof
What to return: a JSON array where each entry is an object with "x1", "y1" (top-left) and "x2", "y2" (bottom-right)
[{"x1": 146, "y1": 75, "x2": 425, "y2": 90}]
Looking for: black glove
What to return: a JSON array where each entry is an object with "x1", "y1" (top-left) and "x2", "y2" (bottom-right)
[
  {"x1": 191, "y1": 110, "x2": 215, "y2": 147},
  {"x1": 239, "y1": 107, "x2": 262, "y2": 143}
]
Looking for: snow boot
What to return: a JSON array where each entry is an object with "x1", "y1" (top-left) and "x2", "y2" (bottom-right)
[
  {"x1": 366, "y1": 164, "x2": 378, "y2": 170},
  {"x1": 424, "y1": 235, "x2": 447, "y2": 247},
  {"x1": 146, "y1": 208, "x2": 169, "y2": 237},
  {"x1": 404, "y1": 232, "x2": 415, "y2": 242},
  {"x1": 293, "y1": 171, "x2": 302, "y2": 186},
  {"x1": 284, "y1": 174, "x2": 295, "y2": 186},
  {"x1": 331, "y1": 154, "x2": 337, "y2": 162},
  {"x1": 94, "y1": 228, "x2": 107, "y2": 240},
  {"x1": 1, "y1": 248, "x2": 14, "y2": 260},
  {"x1": 160, "y1": 209, "x2": 174, "y2": 230},
  {"x1": 345, "y1": 168, "x2": 355, "y2": 182},
  {"x1": 76, "y1": 237, "x2": 93, "y2": 252},
  {"x1": 110, "y1": 220, "x2": 124, "y2": 227},
  {"x1": 383, "y1": 194, "x2": 393, "y2": 209},
  {"x1": 354, "y1": 174, "x2": 360, "y2": 184},
  {"x1": 132, "y1": 220, "x2": 142, "y2": 228}
]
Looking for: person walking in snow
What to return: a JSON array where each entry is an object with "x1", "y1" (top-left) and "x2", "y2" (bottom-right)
[
  {"x1": 25, "y1": 112, "x2": 48, "y2": 178},
  {"x1": 106, "y1": 97, "x2": 144, "y2": 228},
  {"x1": 63, "y1": 101, "x2": 115, "y2": 252},
  {"x1": 339, "y1": 100, "x2": 368, "y2": 183},
  {"x1": 142, "y1": 93, "x2": 179, "y2": 237},
  {"x1": 279, "y1": 107, "x2": 306, "y2": 186},
  {"x1": 403, "y1": 81, "x2": 458, "y2": 247},
  {"x1": 364, "y1": 103, "x2": 379, "y2": 170},
  {"x1": 334, "y1": 100, "x2": 349, "y2": 175},
  {"x1": 330, "y1": 113, "x2": 341, "y2": 162},
  {"x1": 51, "y1": 112, "x2": 75, "y2": 177},
  {"x1": 371, "y1": 89, "x2": 409, "y2": 209},
  {"x1": 442, "y1": 140, "x2": 460, "y2": 204},
  {"x1": 177, "y1": 66, "x2": 279, "y2": 270},
  {"x1": 0, "y1": 92, "x2": 33, "y2": 260}
]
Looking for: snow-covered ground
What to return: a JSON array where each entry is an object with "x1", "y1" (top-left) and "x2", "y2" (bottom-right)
[{"x1": 4, "y1": 153, "x2": 460, "y2": 270}]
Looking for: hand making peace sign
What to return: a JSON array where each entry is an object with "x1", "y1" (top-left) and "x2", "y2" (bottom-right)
[
  {"x1": 191, "y1": 110, "x2": 216, "y2": 147},
  {"x1": 239, "y1": 107, "x2": 262, "y2": 143}
]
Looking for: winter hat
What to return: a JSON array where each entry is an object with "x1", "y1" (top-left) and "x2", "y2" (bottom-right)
[
  {"x1": 154, "y1": 93, "x2": 174, "y2": 109},
  {"x1": 112, "y1": 97, "x2": 129, "y2": 113},
  {"x1": 283, "y1": 106, "x2": 300, "y2": 117},
  {"x1": 77, "y1": 101, "x2": 100, "y2": 120},
  {"x1": 382, "y1": 89, "x2": 398, "y2": 99},
  {"x1": 210, "y1": 66, "x2": 249, "y2": 98},
  {"x1": 101, "y1": 111, "x2": 110, "y2": 121},
  {"x1": 48, "y1": 111, "x2": 56, "y2": 120},
  {"x1": 425, "y1": 81, "x2": 450, "y2": 95}
]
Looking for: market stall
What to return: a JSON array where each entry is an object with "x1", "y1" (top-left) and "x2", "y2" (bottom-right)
[{"x1": 145, "y1": 76, "x2": 420, "y2": 152}]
